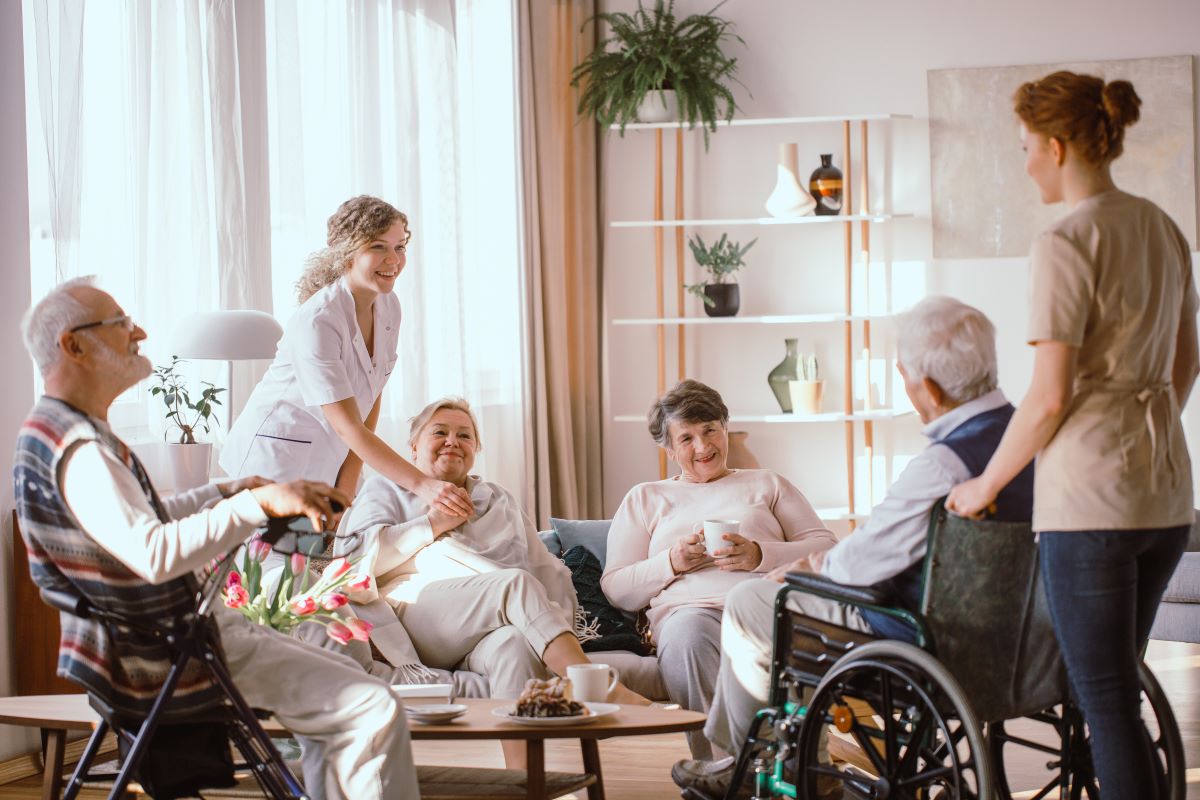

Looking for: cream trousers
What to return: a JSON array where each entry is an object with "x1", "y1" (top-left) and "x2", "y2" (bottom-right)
[
  {"x1": 217, "y1": 606, "x2": 419, "y2": 800},
  {"x1": 397, "y1": 567, "x2": 569, "y2": 697},
  {"x1": 704, "y1": 579, "x2": 871, "y2": 760}
]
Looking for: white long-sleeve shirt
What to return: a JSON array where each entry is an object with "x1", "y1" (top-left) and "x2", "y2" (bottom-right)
[
  {"x1": 821, "y1": 389, "x2": 1010, "y2": 587},
  {"x1": 60, "y1": 437, "x2": 266, "y2": 583}
]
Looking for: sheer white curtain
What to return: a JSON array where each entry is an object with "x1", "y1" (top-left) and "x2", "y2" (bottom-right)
[
  {"x1": 264, "y1": 0, "x2": 528, "y2": 503},
  {"x1": 23, "y1": 0, "x2": 261, "y2": 432}
]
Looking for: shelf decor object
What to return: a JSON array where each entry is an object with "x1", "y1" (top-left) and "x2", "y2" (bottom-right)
[
  {"x1": 570, "y1": 0, "x2": 745, "y2": 145},
  {"x1": 635, "y1": 90, "x2": 678, "y2": 123},
  {"x1": 767, "y1": 338, "x2": 800, "y2": 413},
  {"x1": 606, "y1": 113, "x2": 911, "y2": 523},
  {"x1": 727, "y1": 431, "x2": 761, "y2": 469},
  {"x1": 789, "y1": 354, "x2": 824, "y2": 415},
  {"x1": 809, "y1": 153, "x2": 844, "y2": 216},
  {"x1": 764, "y1": 143, "x2": 817, "y2": 218},
  {"x1": 684, "y1": 232, "x2": 756, "y2": 318}
]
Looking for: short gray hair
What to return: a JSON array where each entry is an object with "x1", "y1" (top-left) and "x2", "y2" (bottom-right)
[
  {"x1": 897, "y1": 296, "x2": 998, "y2": 404},
  {"x1": 21, "y1": 276, "x2": 97, "y2": 375},
  {"x1": 407, "y1": 396, "x2": 482, "y2": 451},
  {"x1": 647, "y1": 379, "x2": 729, "y2": 448}
]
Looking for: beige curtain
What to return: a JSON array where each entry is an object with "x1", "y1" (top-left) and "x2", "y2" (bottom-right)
[{"x1": 517, "y1": 0, "x2": 603, "y2": 524}]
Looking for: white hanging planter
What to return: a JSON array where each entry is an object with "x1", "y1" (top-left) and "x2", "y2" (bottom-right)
[{"x1": 635, "y1": 90, "x2": 678, "y2": 123}]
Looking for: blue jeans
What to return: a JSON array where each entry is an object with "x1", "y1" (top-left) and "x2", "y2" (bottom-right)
[{"x1": 1039, "y1": 526, "x2": 1188, "y2": 800}]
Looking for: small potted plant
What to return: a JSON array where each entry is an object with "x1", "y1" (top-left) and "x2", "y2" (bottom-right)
[
  {"x1": 788, "y1": 355, "x2": 824, "y2": 415},
  {"x1": 684, "y1": 233, "x2": 756, "y2": 317},
  {"x1": 570, "y1": 0, "x2": 745, "y2": 145},
  {"x1": 150, "y1": 356, "x2": 225, "y2": 489}
]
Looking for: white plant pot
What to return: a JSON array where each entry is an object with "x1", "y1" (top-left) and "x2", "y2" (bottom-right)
[
  {"x1": 788, "y1": 380, "x2": 825, "y2": 416},
  {"x1": 635, "y1": 90, "x2": 678, "y2": 123},
  {"x1": 164, "y1": 442, "x2": 212, "y2": 492}
]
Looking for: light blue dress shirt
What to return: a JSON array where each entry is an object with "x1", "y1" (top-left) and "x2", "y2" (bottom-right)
[{"x1": 821, "y1": 389, "x2": 1011, "y2": 587}]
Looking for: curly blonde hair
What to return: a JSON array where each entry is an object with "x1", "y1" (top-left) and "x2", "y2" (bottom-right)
[{"x1": 295, "y1": 196, "x2": 411, "y2": 303}]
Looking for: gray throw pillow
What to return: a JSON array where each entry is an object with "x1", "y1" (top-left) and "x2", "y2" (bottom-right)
[{"x1": 550, "y1": 518, "x2": 613, "y2": 569}]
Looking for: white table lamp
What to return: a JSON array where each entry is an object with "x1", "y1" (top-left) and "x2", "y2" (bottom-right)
[
  {"x1": 170, "y1": 309, "x2": 283, "y2": 428},
  {"x1": 171, "y1": 310, "x2": 283, "y2": 361}
]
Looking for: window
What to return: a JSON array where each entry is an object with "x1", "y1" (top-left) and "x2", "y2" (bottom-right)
[{"x1": 22, "y1": 0, "x2": 527, "y2": 490}]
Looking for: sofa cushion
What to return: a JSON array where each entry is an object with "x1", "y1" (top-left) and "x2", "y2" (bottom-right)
[
  {"x1": 538, "y1": 529, "x2": 563, "y2": 556},
  {"x1": 563, "y1": 546, "x2": 651, "y2": 657},
  {"x1": 551, "y1": 518, "x2": 612, "y2": 568}
]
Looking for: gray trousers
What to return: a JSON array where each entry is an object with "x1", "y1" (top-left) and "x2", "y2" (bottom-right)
[
  {"x1": 657, "y1": 606, "x2": 724, "y2": 759},
  {"x1": 219, "y1": 606, "x2": 419, "y2": 800},
  {"x1": 704, "y1": 579, "x2": 871, "y2": 760}
]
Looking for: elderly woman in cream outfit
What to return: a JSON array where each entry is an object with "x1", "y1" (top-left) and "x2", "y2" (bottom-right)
[{"x1": 336, "y1": 397, "x2": 648, "y2": 766}]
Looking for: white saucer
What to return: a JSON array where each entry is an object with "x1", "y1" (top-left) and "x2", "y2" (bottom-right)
[
  {"x1": 405, "y1": 703, "x2": 468, "y2": 724},
  {"x1": 491, "y1": 701, "x2": 620, "y2": 727}
]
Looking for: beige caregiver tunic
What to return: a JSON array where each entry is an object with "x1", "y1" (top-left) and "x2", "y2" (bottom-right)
[{"x1": 1028, "y1": 190, "x2": 1196, "y2": 532}]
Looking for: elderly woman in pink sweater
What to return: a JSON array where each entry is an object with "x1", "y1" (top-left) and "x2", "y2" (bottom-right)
[{"x1": 602, "y1": 379, "x2": 836, "y2": 759}]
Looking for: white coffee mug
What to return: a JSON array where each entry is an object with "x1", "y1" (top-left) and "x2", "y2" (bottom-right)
[
  {"x1": 567, "y1": 663, "x2": 620, "y2": 703},
  {"x1": 703, "y1": 519, "x2": 740, "y2": 555}
]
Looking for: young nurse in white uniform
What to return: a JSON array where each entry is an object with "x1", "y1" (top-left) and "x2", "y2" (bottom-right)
[{"x1": 221, "y1": 196, "x2": 472, "y2": 520}]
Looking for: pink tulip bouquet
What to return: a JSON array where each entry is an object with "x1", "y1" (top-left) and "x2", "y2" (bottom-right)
[{"x1": 223, "y1": 535, "x2": 374, "y2": 645}]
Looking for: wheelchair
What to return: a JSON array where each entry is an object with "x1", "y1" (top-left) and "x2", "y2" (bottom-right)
[
  {"x1": 39, "y1": 514, "x2": 325, "y2": 800},
  {"x1": 719, "y1": 502, "x2": 1184, "y2": 800}
]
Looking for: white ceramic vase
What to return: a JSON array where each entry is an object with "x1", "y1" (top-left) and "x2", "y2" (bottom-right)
[
  {"x1": 635, "y1": 90, "x2": 678, "y2": 123},
  {"x1": 764, "y1": 143, "x2": 817, "y2": 218},
  {"x1": 788, "y1": 380, "x2": 825, "y2": 415}
]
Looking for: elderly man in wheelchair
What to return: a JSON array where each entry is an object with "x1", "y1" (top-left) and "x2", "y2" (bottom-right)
[{"x1": 672, "y1": 295, "x2": 1184, "y2": 800}]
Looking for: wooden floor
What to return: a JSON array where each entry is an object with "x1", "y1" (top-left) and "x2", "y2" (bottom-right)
[{"x1": 5, "y1": 640, "x2": 1200, "y2": 799}]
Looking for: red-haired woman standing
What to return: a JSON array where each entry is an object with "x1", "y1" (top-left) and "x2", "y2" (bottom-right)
[{"x1": 948, "y1": 72, "x2": 1198, "y2": 796}]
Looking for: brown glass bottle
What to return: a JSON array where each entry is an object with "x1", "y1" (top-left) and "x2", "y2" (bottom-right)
[{"x1": 809, "y1": 154, "x2": 843, "y2": 216}]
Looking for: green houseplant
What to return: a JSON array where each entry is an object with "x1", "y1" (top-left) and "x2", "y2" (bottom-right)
[
  {"x1": 684, "y1": 233, "x2": 756, "y2": 317},
  {"x1": 151, "y1": 356, "x2": 225, "y2": 444},
  {"x1": 570, "y1": 0, "x2": 745, "y2": 144},
  {"x1": 150, "y1": 356, "x2": 225, "y2": 490}
]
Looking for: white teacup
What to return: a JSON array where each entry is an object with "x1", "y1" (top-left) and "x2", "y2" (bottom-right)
[
  {"x1": 703, "y1": 519, "x2": 740, "y2": 555},
  {"x1": 567, "y1": 663, "x2": 620, "y2": 703}
]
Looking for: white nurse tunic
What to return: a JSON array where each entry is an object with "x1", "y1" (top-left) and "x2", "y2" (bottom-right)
[{"x1": 219, "y1": 277, "x2": 402, "y2": 486}]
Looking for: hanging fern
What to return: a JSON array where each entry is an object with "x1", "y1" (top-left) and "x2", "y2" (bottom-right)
[{"x1": 570, "y1": 0, "x2": 746, "y2": 147}]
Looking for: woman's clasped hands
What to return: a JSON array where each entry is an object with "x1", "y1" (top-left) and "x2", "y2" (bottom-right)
[{"x1": 421, "y1": 477, "x2": 474, "y2": 536}]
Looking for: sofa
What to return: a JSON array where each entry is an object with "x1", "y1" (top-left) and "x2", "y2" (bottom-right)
[{"x1": 1149, "y1": 515, "x2": 1200, "y2": 644}]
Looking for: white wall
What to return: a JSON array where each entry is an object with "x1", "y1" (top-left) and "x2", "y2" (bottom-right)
[
  {"x1": 0, "y1": 0, "x2": 38, "y2": 761},
  {"x1": 600, "y1": 0, "x2": 1200, "y2": 517}
]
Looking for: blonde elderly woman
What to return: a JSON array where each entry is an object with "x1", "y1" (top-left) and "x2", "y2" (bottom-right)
[
  {"x1": 335, "y1": 399, "x2": 648, "y2": 727},
  {"x1": 602, "y1": 379, "x2": 837, "y2": 759}
]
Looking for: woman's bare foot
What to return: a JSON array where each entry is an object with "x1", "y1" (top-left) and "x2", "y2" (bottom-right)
[{"x1": 608, "y1": 682, "x2": 651, "y2": 705}]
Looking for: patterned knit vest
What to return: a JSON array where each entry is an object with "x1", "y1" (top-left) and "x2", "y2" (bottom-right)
[{"x1": 12, "y1": 397, "x2": 222, "y2": 718}]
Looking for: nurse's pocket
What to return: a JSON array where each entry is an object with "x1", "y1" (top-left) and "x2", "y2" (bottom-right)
[{"x1": 245, "y1": 433, "x2": 315, "y2": 484}]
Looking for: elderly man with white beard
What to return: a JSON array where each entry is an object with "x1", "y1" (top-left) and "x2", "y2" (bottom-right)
[{"x1": 13, "y1": 277, "x2": 420, "y2": 800}]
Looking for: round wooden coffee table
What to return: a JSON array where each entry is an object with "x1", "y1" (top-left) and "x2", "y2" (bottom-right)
[
  {"x1": 0, "y1": 694, "x2": 705, "y2": 800},
  {"x1": 407, "y1": 699, "x2": 706, "y2": 799}
]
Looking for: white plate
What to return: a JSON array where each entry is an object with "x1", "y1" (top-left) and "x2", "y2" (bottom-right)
[
  {"x1": 405, "y1": 703, "x2": 468, "y2": 724},
  {"x1": 491, "y1": 702, "x2": 620, "y2": 727}
]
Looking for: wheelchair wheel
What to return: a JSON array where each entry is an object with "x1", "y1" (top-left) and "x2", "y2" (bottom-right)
[
  {"x1": 986, "y1": 661, "x2": 1183, "y2": 800},
  {"x1": 796, "y1": 639, "x2": 992, "y2": 800}
]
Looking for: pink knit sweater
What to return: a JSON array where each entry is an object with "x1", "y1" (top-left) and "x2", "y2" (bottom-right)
[{"x1": 601, "y1": 469, "x2": 836, "y2": 640}]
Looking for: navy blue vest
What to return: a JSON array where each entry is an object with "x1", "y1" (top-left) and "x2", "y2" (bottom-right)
[{"x1": 861, "y1": 403, "x2": 1035, "y2": 642}]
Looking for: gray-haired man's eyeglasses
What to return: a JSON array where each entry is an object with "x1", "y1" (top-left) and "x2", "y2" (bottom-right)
[{"x1": 69, "y1": 314, "x2": 136, "y2": 333}]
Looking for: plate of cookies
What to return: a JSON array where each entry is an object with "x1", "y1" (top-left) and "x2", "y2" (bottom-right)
[{"x1": 492, "y1": 677, "x2": 620, "y2": 727}]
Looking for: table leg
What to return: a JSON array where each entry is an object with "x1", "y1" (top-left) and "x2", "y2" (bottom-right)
[
  {"x1": 580, "y1": 739, "x2": 604, "y2": 800},
  {"x1": 41, "y1": 727, "x2": 66, "y2": 800},
  {"x1": 526, "y1": 738, "x2": 546, "y2": 799}
]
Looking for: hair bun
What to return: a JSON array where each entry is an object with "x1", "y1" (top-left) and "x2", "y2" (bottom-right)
[{"x1": 1101, "y1": 80, "x2": 1142, "y2": 129}]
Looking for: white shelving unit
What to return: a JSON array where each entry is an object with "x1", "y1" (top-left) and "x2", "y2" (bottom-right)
[{"x1": 607, "y1": 114, "x2": 911, "y2": 524}]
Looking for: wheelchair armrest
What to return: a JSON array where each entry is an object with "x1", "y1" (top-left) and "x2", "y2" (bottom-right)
[
  {"x1": 40, "y1": 587, "x2": 95, "y2": 619},
  {"x1": 784, "y1": 571, "x2": 892, "y2": 607}
]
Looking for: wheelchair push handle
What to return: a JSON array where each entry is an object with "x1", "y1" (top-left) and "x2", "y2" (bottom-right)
[{"x1": 259, "y1": 499, "x2": 345, "y2": 556}]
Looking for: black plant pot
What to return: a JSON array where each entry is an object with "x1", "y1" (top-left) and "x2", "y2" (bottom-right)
[{"x1": 703, "y1": 284, "x2": 740, "y2": 317}]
